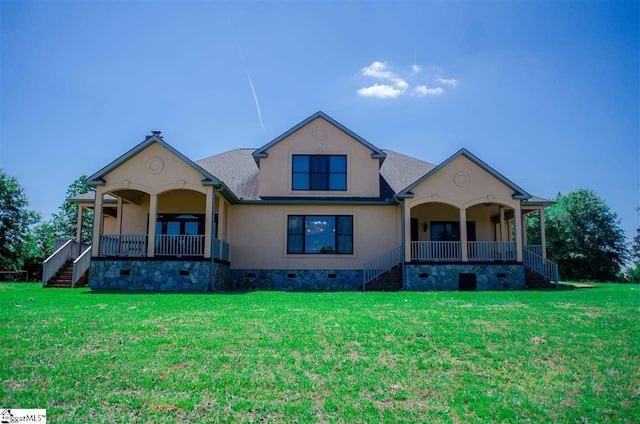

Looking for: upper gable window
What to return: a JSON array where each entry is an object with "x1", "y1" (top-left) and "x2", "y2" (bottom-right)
[{"x1": 292, "y1": 155, "x2": 347, "y2": 191}]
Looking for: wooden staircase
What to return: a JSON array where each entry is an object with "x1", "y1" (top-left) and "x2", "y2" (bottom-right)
[
  {"x1": 365, "y1": 265, "x2": 403, "y2": 291},
  {"x1": 45, "y1": 260, "x2": 88, "y2": 288},
  {"x1": 525, "y1": 269, "x2": 554, "y2": 289}
]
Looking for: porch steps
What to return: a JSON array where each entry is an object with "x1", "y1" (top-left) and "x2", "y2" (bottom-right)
[
  {"x1": 525, "y1": 269, "x2": 554, "y2": 289},
  {"x1": 44, "y1": 261, "x2": 88, "y2": 288},
  {"x1": 365, "y1": 265, "x2": 403, "y2": 292}
]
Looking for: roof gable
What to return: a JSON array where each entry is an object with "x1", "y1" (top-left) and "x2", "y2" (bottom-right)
[
  {"x1": 252, "y1": 111, "x2": 387, "y2": 163},
  {"x1": 397, "y1": 148, "x2": 531, "y2": 200},
  {"x1": 86, "y1": 135, "x2": 223, "y2": 188}
]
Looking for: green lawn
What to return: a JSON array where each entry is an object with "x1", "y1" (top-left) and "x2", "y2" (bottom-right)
[{"x1": 1, "y1": 283, "x2": 638, "y2": 423}]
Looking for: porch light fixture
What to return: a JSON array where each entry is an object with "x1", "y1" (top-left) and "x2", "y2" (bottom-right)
[{"x1": 423, "y1": 222, "x2": 428, "y2": 233}]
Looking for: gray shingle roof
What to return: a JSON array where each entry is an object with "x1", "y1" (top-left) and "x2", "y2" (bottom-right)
[
  {"x1": 380, "y1": 150, "x2": 436, "y2": 194},
  {"x1": 196, "y1": 149, "x2": 260, "y2": 200},
  {"x1": 68, "y1": 192, "x2": 118, "y2": 204},
  {"x1": 523, "y1": 195, "x2": 554, "y2": 206},
  {"x1": 195, "y1": 148, "x2": 435, "y2": 202}
]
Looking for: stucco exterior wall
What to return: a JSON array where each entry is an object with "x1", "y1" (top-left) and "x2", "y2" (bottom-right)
[
  {"x1": 158, "y1": 190, "x2": 206, "y2": 213},
  {"x1": 227, "y1": 203, "x2": 401, "y2": 269},
  {"x1": 101, "y1": 143, "x2": 208, "y2": 195},
  {"x1": 257, "y1": 118, "x2": 381, "y2": 198},
  {"x1": 407, "y1": 155, "x2": 520, "y2": 211},
  {"x1": 121, "y1": 199, "x2": 149, "y2": 234}
]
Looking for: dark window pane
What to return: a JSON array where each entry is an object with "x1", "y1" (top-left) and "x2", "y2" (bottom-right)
[
  {"x1": 292, "y1": 156, "x2": 309, "y2": 172},
  {"x1": 330, "y1": 156, "x2": 346, "y2": 172},
  {"x1": 288, "y1": 216, "x2": 303, "y2": 234},
  {"x1": 288, "y1": 235, "x2": 303, "y2": 253},
  {"x1": 305, "y1": 216, "x2": 335, "y2": 253},
  {"x1": 431, "y1": 223, "x2": 445, "y2": 241},
  {"x1": 167, "y1": 222, "x2": 180, "y2": 235},
  {"x1": 184, "y1": 222, "x2": 198, "y2": 235},
  {"x1": 292, "y1": 173, "x2": 309, "y2": 190},
  {"x1": 447, "y1": 223, "x2": 460, "y2": 241},
  {"x1": 310, "y1": 156, "x2": 329, "y2": 172},
  {"x1": 310, "y1": 173, "x2": 328, "y2": 190},
  {"x1": 337, "y1": 235, "x2": 352, "y2": 253},
  {"x1": 337, "y1": 216, "x2": 353, "y2": 234},
  {"x1": 329, "y1": 174, "x2": 346, "y2": 190}
]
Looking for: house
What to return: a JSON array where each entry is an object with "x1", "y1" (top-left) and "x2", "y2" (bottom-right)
[{"x1": 44, "y1": 111, "x2": 557, "y2": 291}]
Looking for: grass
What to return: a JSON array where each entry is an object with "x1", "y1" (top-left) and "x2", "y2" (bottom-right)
[{"x1": 0, "y1": 283, "x2": 638, "y2": 423}]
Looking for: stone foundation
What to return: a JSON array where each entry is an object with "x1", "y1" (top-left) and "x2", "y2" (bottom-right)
[
  {"x1": 405, "y1": 263, "x2": 525, "y2": 291},
  {"x1": 230, "y1": 269, "x2": 362, "y2": 291},
  {"x1": 90, "y1": 259, "x2": 214, "y2": 292}
]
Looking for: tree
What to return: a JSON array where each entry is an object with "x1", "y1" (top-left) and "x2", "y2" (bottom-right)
[
  {"x1": 0, "y1": 170, "x2": 40, "y2": 272},
  {"x1": 50, "y1": 175, "x2": 94, "y2": 245},
  {"x1": 631, "y1": 207, "x2": 640, "y2": 263},
  {"x1": 526, "y1": 189, "x2": 628, "y2": 281}
]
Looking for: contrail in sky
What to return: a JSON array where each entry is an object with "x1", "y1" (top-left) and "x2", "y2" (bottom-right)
[{"x1": 235, "y1": 39, "x2": 265, "y2": 129}]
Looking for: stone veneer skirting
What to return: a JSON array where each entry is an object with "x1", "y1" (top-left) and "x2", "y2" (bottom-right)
[
  {"x1": 230, "y1": 269, "x2": 362, "y2": 291},
  {"x1": 405, "y1": 263, "x2": 525, "y2": 291},
  {"x1": 90, "y1": 259, "x2": 230, "y2": 292}
]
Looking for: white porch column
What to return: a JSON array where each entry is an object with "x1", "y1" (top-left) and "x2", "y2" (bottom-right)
[
  {"x1": 76, "y1": 205, "x2": 84, "y2": 244},
  {"x1": 514, "y1": 203, "x2": 523, "y2": 262},
  {"x1": 499, "y1": 207, "x2": 506, "y2": 242},
  {"x1": 76, "y1": 205, "x2": 84, "y2": 256},
  {"x1": 116, "y1": 196, "x2": 124, "y2": 235},
  {"x1": 91, "y1": 188, "x2": 104, "y2": 257},
  {"x1": 147, "y1": 193, "x2": 158, "y2": 257},
  {"x1": 460, "y1": 207, "x2": 468, "y2": 262},
  {"x1": 404, "y1": 200, "x2": 411, "y2": 261},
  {"x1": 522, "y1": 211, "x2": 528, "y2": 246},
  {"x1": 204, "y1": 187, "x2": 217, "y2": 259},
  {"x1": 540, "y1": 207, "x2": 547, "y2": 259},
  {"x1": 218, "y1": 196, "x2": 226, "y2": 242},
  {"x1": 508, "y1": 218, "x2": 513, "y2": 242}
]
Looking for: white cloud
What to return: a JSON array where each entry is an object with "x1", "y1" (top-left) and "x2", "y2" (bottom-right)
[
  {"x1": 395, "y1": 80, "x2": 409, "y2": 90},
  {"x1": 415, "y1": 85, "x2": 445, "y2": 97},
  {"x1": 357, "y1": 84, "x2": 403, "y2": 99},
  {"x1": 436, "y1": 77, "x2": 458, "y2": 87},
  {"x1": 357, "y1": 61, "x2": 455, "y2": 100},
  {"x1": 360, "y1": 61, "x2": 408, "y2": 91}
]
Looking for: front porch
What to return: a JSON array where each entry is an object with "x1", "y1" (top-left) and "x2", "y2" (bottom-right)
[{"x1": 98, "y1": 233, "x2": 229, "y2": 260}]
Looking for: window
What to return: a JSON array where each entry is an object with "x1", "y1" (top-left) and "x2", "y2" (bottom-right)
[
  {"x1": 287, "y1": 215, "x2": 353, "y2": 254},
  {"x1": 292, "y1": 155, "x2": 347, "y2": 191},
  {"x1": 430, "y1": 221, "x2": 476, "y2": 242},
  {"x1": 156, "y1": 214, "x2": 205, "y2": 235}
]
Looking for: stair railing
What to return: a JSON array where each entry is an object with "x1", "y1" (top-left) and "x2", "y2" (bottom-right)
[
  {"x1": 523, "y1": 248, "x2": 559, "y2": 288},
  {"x1": 42, "y1": 239, "x2": 74, "y2": 287},
  {"x1": 72, "y1": 245, "x2": 92, "y2": 288},
  {"x1": 362, "y1": 245, "x2": 404, "y2": 290}
]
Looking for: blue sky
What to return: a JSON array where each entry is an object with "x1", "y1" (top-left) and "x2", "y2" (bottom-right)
[{"x1": 1, "y1": 1, "x2": 638, "y2": 242}]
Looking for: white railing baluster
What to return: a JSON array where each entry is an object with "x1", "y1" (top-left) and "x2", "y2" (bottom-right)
[
  {"x1": 154, "y1": 234, "x2": 205, "y2": 257},
  {"x1": 524, "y1": 248, "x2": 559, "y2": 285},
  {"x1": 42, "y1": 239, "x2": 74, "y2": 286},
  {"x1": 362, "y1": 245, "x2": 404, "y2": 289},
  {"x1": 72, "y1": 246, "x2": 92, "y2": 287}
]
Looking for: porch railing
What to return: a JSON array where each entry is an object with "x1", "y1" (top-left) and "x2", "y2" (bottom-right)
[
  {"x1": 72, "y1": 245, "x2": 92, "y2": 287},
  {"x1": 411, "y1": 241, "x2": 461, "y2": 261},
  {"x1": 100, "y1": 234, "x2": 148, "y2": 257},
  {"x1": 467, "y1": 241, "x2": 516, "y2": 261},
  {"x1": 156, "y1": 235, "x2": 205, "y2": 257},
  {"x1": 213, "y1": 238, "x2": 230, "y2": 261},
  {"x1": 362, "y1": 245, "x2": 404, "y2": 289},
  {"x1": 524, "y1": 248, "x2": 559, "y2": 287},
  {"x1": 524, "y1": 245, "x2": 543, "y2": 257}
]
